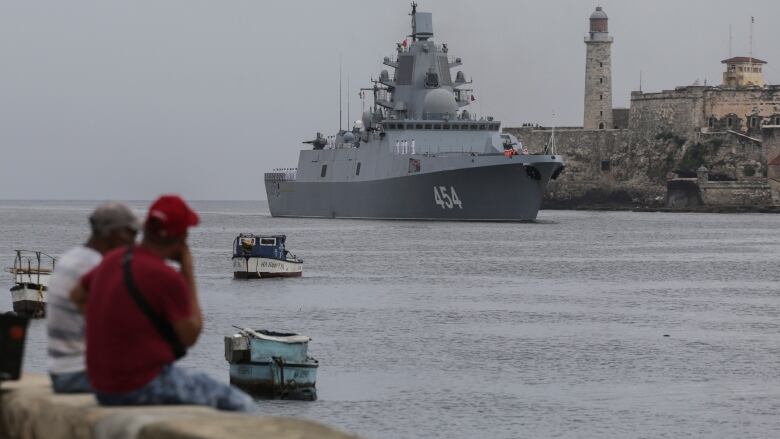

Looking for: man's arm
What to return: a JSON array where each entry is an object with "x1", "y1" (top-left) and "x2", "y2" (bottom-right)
[
  {"x1": 70, "y1": 283, "x2": 89, "y2": 313},
  {"x1": 171, "y1": 246, "x2": 203, "y2": 347}
]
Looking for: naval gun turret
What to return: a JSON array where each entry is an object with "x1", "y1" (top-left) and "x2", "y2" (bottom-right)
[{"x1": 302, "y1": 132, "x2": 327, "y2": 150}]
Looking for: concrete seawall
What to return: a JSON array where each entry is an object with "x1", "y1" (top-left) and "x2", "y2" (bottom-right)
[{"x1": 0, "y1": 374, "x2": 360, "y2": 439}]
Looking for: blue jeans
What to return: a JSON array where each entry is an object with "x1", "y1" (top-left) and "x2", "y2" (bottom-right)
[
  {"x1": 50, "y1": 370, "x2": 92, "y2": 393},
  {"x1": 95, "y1": 364, "x2": 254, "y2": 412}
]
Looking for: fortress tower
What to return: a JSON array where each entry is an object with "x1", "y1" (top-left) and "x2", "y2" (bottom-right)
[{"x1": 584, "y1": 7, "x2": 613, "y2": 130}]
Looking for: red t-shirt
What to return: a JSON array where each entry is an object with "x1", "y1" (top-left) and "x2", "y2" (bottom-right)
[{"x1": 82, "y1": 245, "x2": 192, "y2": 393}]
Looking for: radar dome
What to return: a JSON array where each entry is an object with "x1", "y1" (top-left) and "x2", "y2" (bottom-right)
[
  {"x1": 343, "y1": 132, "x2": 356, "y2": 143},
  {"x1": 422, "y1": 88, "x2": 457, "y2": 118}
]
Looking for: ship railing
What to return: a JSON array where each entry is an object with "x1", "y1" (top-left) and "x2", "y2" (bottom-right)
[{"x1": 264, "y1": 168, "x2": 297, "y2": 182}]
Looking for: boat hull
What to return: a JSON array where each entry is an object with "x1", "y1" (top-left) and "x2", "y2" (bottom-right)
[
  {"x1": 266, "y1": 160, "x2": 562, "y2": 221},
  {"x1": 232, "y1": 257, "x2": 303, "y2": 279},
  {"x1": 229, "y1": 360, "x2": 318, "y2": 400},
  {"x1": 10, "y1": 284, "x2": 46, "y2": 318}
]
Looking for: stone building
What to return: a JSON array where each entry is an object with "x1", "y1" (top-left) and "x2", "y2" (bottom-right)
[
  {"x1": 504, "y1": 6, "x2": 780, "y2": 209},
  {"x1": 583, "y1": 7, "x2": 614, "y2": 130},
  {"x1": 723, "y1": 56, "x2": 767, "y2": 87},
  {"x1": 630, "y1": 85, "x2": 780, "y2": 139},
  {"x1": 765, "y1": 126, "x2": 780, "y2": 205}
]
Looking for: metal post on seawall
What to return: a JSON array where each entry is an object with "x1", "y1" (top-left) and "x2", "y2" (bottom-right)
[{"x1": 0, "y1": 313, "x2": 30, "y2": 382}]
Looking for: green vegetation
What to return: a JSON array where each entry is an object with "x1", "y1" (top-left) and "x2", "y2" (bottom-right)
[
  {"x1": 707, "y1": 137, "x2": 725, "y2": 149},
  {"x1": 655, "y1": 131, "x2": 687, "y2": 148},
  {"x1": 679, "y1": 138, "x2": 727, "y2": 173},
  {"x1": 680, "y1": 142, "x2": 707, "y2": 171}
]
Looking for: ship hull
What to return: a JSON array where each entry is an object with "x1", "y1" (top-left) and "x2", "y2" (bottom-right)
[{"x1": 266, "y1": 161, "x2": 562, "y2": 221}]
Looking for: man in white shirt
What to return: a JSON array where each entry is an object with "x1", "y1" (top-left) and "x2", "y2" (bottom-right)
[{"x1": 47, "y1": 202, "x2": 140, "y2": 393}]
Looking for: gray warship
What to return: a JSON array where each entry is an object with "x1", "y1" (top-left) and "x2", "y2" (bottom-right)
[{"x1": 264, "y1": 4, "x2": 564, "y2": 221}]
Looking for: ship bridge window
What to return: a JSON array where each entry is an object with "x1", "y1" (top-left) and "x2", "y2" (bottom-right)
[
  {"x1": 386, "y1": 123, "x2": 395, "y2": 130},
  {"x1": 433, "y1": 124, "x2": 442, "y2": 130},
  {"x1": 479, "y1": 124, "x2": 486, "y2": 130},
  {"x1": 397, "y1": 55, "x2": 414, "y2": 85},
  {"x1": 470, "y1": 124, "x2": 478, "y2": 131},
  {"x1": 442, "y1": 124, "x2": 450, "y2": 130},
  {"x1": 415, "y1": 123, "x2": 423, "y2": 129},
  {"x1": 259, "y1": 238, "x2": 276, "y2": 246},
  {"x1": 425, "y1": 123, "x2": 432, "y2": 129},
  {"x1": 321, "y1": 164, "x2": 327, "y2": 178}
]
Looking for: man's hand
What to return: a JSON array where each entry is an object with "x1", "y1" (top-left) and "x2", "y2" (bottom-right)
[
  {"x1": 171, "y1": 242, "x2": 202, "y2": 347},
  {"x1": 177, "y1": 244, "x2": 194, "y2": 277}
]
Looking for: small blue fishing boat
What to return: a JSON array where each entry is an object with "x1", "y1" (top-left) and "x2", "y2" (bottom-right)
[
  {"x1": 232, "y1": 233, "x2": 303, "y2": 279},
  {"x1": 225, "y1": 327, "x2": 318, "y2": 400}
]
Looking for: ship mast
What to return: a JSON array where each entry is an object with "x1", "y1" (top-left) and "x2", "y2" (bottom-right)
[{"x1": 410, "y1": 2, "x2": 418, "y2": 42}]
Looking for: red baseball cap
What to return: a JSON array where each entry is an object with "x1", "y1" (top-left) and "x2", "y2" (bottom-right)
[{"x1": 144, "y1": 194, "x2": 199, "y2": 237}]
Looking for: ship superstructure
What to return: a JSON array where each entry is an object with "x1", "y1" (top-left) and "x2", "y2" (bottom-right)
[{"x1": 264, "y1": 4, "x2": 564, "y2": 221}]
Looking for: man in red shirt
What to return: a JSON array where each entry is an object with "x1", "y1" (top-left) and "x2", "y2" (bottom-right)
[{"x1": 72, "y1": 195, "x2": 252, "y2": 411}]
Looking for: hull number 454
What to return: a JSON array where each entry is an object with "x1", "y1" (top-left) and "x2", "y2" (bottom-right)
[{"x1": 433, "y1": 186, "x2": 463, "y2": 209}]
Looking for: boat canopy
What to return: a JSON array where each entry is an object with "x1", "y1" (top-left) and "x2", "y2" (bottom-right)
[
  {"x1": 233, "y1": 233, "x2": 288, "y2": 259},
  {"x1": 236, "y1": 328, "x2": 311, "y2": 344}
]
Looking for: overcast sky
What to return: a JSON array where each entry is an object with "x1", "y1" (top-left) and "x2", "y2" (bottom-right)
[{"x1": 2, "y1": 0, "x2": 778, "y2": 200}]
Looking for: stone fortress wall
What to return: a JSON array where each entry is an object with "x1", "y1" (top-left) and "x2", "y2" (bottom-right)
[
  {"x1": 504, "y1": 7, "x2": 780, "y2": 209},
  {"x1": 765, "y1": 126, "x2": 780, "y2": 205}
]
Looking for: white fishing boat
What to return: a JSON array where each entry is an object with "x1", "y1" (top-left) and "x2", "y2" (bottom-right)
[
  {"x1": 232, "y1": 233, "x2": 303, "y2": 279},
  {"x1": 8, "y1": 250, "x2": 56, "y2": 318}
]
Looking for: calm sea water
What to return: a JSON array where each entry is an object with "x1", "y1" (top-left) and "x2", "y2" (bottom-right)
[{"x1": 2, "y1": 200, "x2": 780, "y2": 438}]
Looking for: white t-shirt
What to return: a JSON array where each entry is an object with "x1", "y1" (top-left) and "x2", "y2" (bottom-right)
[{"x1": 46, "y1": 245, "x2": 101, "y2": 374}]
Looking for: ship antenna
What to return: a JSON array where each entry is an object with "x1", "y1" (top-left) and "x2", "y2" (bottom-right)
[
  {"x1": 339, "y1": 53, "x2": 343, "y2": 131},
  {"x1": 728, "y1": 24, "x2": 732, "y2": 58},
  {"x1": 347, "y1": 73, "x2": 350, "y2": 129},
  {"x1": 749, "y1": 16, "x2": 754, "y2": 65},
  {"x1": 410, "y1": 2, "x2": 417, "y2": 42}
]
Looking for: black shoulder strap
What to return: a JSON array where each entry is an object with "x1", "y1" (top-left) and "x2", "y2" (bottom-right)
[{"x1": 122, "y1": 248, "x2": 186, "y2": 360}]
